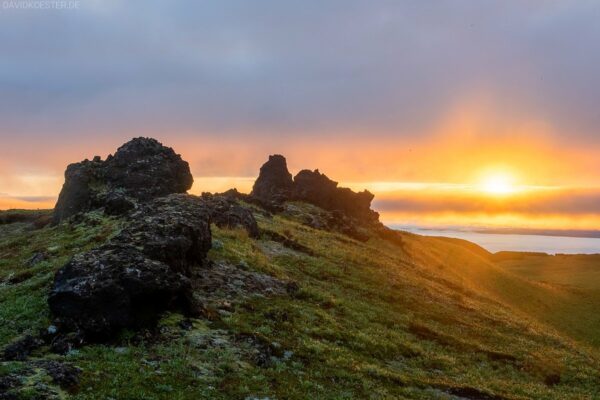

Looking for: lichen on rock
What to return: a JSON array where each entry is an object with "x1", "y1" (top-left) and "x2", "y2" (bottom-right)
[
  {"x1": 48, "y1": 194, "x2": 212, "y2": 340},
  {"x1": 53, "y1": 137, "x2": 193, "y2": 224}
]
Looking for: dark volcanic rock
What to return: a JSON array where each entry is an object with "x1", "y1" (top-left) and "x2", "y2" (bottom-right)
[
  {"x1": 53, "y1": 137, "x2": 193, "y2": 223},
  {"x1": 2, "y1": 335, "x2": 44, "y2": 361},
  {"x1": 250, "y1": 155, "x2": 293, "y2": 208},
  {"x1": 202, "y1": 193, "x2": 260, "y2": 238},
  {"x1": 103, "y1": 191, "x2": 136, "y2": 216},
  {"x1": 49, "y1": 194, "x2": 211, "y2": 340},
  {"x1": 193, "y1": 260, "x2": 289, "y2": 306},
  {"x1": 249, "y1": 155, "x2": 379, "y2": 226},
  {"x1": 48, "y1": 332, "x2": 83, "y2": 355},
  {"x1": 103, "y1": 138, "x2": 193, "y2": 201},
  {"x1": 283, "y1": 203, "x2": 371, "y2": 242},
  {"x1": 122, "y1": 194, "x2": 212, "y2": 275},
  {"x1": 37, "y1": 361, "x2": 81, "y2": 389},
  {"x1": 0, "y1": 374, "x2": 20, "y2": 398},
  {"x1": 327, "y1": 210, "x2": 371, "y2": 242},
  {"x1": 0, "y1": 361, "x2": 79, "y2": 399},
  {"x1": 49, "y1": 245, "x2": 193, "y2": 340},
  {"x1": 292, "y1": 169, "x2": 378, "y2": 222},
  {"x1": 52, "y1": 159, "x2": 102, "y2": 224},
  {"x1": 261, "y1": 229, "x2": 314, "y2": 255},
  {"x1": 292, "y1": 169, "x2": 338, "y2": 204}
]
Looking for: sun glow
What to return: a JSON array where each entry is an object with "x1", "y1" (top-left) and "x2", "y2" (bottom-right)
[{"x1": 480, "y1": 172, "x2": 516, "y2": 195}]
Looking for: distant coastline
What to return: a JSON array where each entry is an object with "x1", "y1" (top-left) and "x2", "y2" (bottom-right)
[
  {"x1": 391, "y1": 224, "x2": 600, "y2": 254},
  {"x1": 392, "y1": 224, "x2": 600, "y2": 239},
  {"x1": 472, "y1": 227, "x2": 600, "y2": 239}
]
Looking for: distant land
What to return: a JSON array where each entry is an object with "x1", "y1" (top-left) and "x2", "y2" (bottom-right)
[
  {"x1": 474, "y1": 227, "x2": 600, "y2": 238},
  {"x1": 401, "y1": 225, "x2": 600, "y2": 239},
  {"x1": 395, "y1": 224, "x2": 600, "y2": 255}
]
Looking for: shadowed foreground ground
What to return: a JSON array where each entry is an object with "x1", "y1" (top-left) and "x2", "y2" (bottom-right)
[{"x1": 0, "y1": 205, "x2": 599, "y2": 399}]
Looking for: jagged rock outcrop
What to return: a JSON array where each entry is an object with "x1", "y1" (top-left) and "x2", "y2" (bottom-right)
[
  {"x1": 292, "y1": 169, "x2": 378, "y2": 222},
  {"x1": 47, "y1": 141, "x2": 386, "y2": 344},
  {"x1": 47, "y1": 135, "x2": 270, "y2": 343},
  {"x1": 48, "y1": 194, "x2": 211, "y2": 340},
  {"x1": 53, "y1": 137, "x2": 193, "y2": 224},
  {"x1": 250, "y1": 155, "x2": 293, "y2": 209},
  {"x1": 250, "y1": 155, "x2": 379, "y2": 224}
]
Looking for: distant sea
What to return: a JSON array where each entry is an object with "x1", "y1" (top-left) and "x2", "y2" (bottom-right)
[{"x1": 391, "y1": 225, "x2": 600, "y2": 254}]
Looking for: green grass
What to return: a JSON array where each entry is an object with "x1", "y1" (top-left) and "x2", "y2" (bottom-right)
[
  {"x1": 1, "y1": 205, "x2": 600, "y2": 399},
  {"x1": 494, "y1": 253, "x2": 600, "y2": 347},
  {"x1": 495, "y1": 253, "x2": 600, "y2": 290},
  {"x1": 0, "y1": 211, "x2": 122, "y2": 348}
]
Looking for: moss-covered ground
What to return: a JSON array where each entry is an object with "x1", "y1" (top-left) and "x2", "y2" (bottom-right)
[{"x1": 1, "y1": 206, "x2": 599, "y2": 399}]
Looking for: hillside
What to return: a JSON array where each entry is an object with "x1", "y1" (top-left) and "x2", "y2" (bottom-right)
[
  {"x1": 0, "y1": 138, "x2": 599, "y2": 399},
  {"x1": 493, "y1": 252, "x2": 600, "y2": 347}
]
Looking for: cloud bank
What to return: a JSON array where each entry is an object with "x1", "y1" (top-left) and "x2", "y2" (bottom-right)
[
  {"x1": 1, "y1": 1, "x2": 599, "y2": 228},
  {"x1": 1, "y1": 1, "x2": 599, "y2": 141}
]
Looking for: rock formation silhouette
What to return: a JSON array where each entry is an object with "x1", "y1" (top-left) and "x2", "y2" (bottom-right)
[
  {"x1": 250, "y1": 154, "x2": 294, "y2": 210},
  {"x1": 45, "y1": 142, "x2": 392, "y2": 347},
  {"x1": 53, "y1": 137, "x2": 193, "y2": 224},
  {"x1": 250, "y1": 155, "x2": 379, "y2": 223}
]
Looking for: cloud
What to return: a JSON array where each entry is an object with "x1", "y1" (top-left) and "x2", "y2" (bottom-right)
[
  {"x1": 0, "y1": 0, "x2": 599, "y2": 143},
  {"x1": 1, "y1": 1, "x2": 600, "y2": 223},
  {"x1": 374, "y1": 187, "x2": 600, "y2": 215},
  {"x1": 0, "y1": 194, "x2": 55, "y2": 210},
  {"x1": 11, "y1": 195, "x2": 56, "y2": 203}
]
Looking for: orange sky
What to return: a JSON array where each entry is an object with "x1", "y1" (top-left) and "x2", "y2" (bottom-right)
[
  {"x1": 2, "y1": 2, "x2": 600, "y2": 230},
  {"x1": 2, "y1": 118, "x2": 600, "y2": 230}
]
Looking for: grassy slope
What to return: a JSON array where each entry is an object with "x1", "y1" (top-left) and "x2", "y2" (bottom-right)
[
  {"x1": 494, "y1": 253, "x2": 600, "y2": 347},
  {"x1": 0, "y1": 211, "x2": 121, "y2": 349},
  {"x1": 495, "y1": 253, "x2": 600, "y2": 290},
  {"x1": 0, "y1": 206, "x2": 599, "y2": 399}
]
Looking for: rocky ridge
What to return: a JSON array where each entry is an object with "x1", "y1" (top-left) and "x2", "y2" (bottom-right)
[
  {"x1": 249, "y1": 154, "x2": 403, "y2": 244},
  {"x1": 1, "y1": 139, "x2": 586, "y2": 399},
  {"x1": 250, "y1": 154, "x2": 379, "y2": 223},
  {"x1": 46, "y1": 141, "x2": 388, "y2": 345},
  {"x1": 1, "y1": 138, "x2": 389, "y2": 396}
]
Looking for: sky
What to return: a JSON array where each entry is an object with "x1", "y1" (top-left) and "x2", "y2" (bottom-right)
[{"x1": 1, "y1": 0, "x2": 600, "y2": 229}]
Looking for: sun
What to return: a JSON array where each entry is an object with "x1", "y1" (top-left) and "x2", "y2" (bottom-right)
[{"x1": 480, "y1": 172, "x2": 515, "y2": 195}]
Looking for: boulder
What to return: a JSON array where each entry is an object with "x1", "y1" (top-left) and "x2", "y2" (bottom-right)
[
  {"x1": 49, "y1": 245, "x2": 193, "y2": 340},
  {"x1": 2, "y1": 335, "x2": 44, "y2": 361},
  {"x1": 48, "y1": 194, "x2": 212, "y2": 340},
  {"x1": 53, "y1": 137, "x2": 193, "y2": 223},
  {"x1": 202, "y1": 193, "x2": 260, "y2": 238},
  {"x1": 250, "y1": 155, "x2": 293, "y2": 207},
  {"x1": 122, "y1": 194, "x2": 212, "y2": 275},
  {"x1": 103, "y1": 137, "x2": 193, "y2": 200}
]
